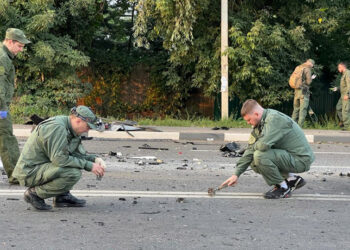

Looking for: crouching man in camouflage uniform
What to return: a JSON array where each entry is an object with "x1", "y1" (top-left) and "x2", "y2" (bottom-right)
[
  {"x1": 221, "y1": 99, "x2": 314, "y2": 199},
  {"x1": 13, "y1": 106, "x2": 106, "y2": 210}
]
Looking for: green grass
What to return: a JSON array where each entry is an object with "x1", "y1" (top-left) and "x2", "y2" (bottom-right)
[
  {"x1": 136, "y1": 115, "x2": 342, "y2": 130},
  {"x1": 137, "y1": 116, "x2": 250, "y2": 128}
]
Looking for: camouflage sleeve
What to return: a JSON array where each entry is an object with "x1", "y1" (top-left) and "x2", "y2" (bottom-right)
[
  {"x1": 0, "y1": 65, "x2": 8, "y2": 110},
  {"x1": 233, "y1": 139, "x2": 254, "y2": 177},
  {"x1": 254, "y1": 114, "x2": 292, "y2": 152},
  {"x1": 346, "y1": 71, "x2": 350, "y2": 96},
  {"x1": 71, "y1": 144, "x2": 96, "y2": 164},
  {"x1": 304, "y1": 67, "x2": 312, "y2": 86},
  {"x1": 40, "y1": 125, "x2": 93, "y2": 171}
]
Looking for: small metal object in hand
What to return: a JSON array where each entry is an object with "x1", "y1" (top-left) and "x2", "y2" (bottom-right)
[{"x1": 208, "y1": 184, "x2": 228, "y2": 197}]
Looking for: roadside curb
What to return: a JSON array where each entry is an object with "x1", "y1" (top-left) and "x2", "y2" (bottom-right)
[{"x1": 14, "y1": 128, "x2": 350, "y2": 143}]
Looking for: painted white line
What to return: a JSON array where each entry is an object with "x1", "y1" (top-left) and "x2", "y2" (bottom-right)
[
  {"x1": 314, "y1": 152, "x2": 350, "y2": 155},
  {"x1": 311, "y1": 166, "x2": 350, "y2": 169},
  {"x1": 1, "y1": 190, "x2": 349, "y2": 201}
]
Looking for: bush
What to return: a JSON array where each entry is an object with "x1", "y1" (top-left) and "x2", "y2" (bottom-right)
[{"x1": 10, "y1": 95, "x2": 69, "y2": 124}]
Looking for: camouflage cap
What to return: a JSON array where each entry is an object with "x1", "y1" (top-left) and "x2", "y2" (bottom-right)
[
  {"x1": 71, "y1": 106, "x2": 98, "y2": 129},
  {"x1": 5, "y1": 28, "x2": 31, "y2": 44},
  {"x1": 307, "y1": 59, "x2": 315, "y2": 66}
]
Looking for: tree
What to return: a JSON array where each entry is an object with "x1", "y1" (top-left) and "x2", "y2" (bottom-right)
[{"x1": 0, "y1": 0, "x2": 103, "y2": 119}]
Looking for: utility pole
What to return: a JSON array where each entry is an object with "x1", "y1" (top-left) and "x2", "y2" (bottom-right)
[{"x1": 221, "y1": 0, "x2": 229, "y2": 119}]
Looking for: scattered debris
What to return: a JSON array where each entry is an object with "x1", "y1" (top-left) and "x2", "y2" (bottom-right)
[
  {"x1": 81, "y1": 136, "x2": 93, "y2": 140},
  {"x1": 138, "y1": 144, "x2": 169, "y2": 151},
  {"x1": 119, "y1": 198, "x2": 126, "y2": 201},
  {"x1": 176, "y1": 167, "x2": 187, "y2": 170},
  {"x1": 208, "y1": 184, "x2": 228, "y2": 197},
  {"x1": 95, "y1": 221, "x2": 105, "y2": 226},
  {"x1": 24, "y1": 114, "x2": 48, "y2": 125},
  {"x1": 212, "y1": 127, "x2": 229, "y2": 130},
  {"x1": 220, "y1": 142, "x2": 244, "y2": 158},
  {"x1": 130, "y1": 156, "x2": 157, "y2": 160},
  {"x1": 220, "y1": 142, "x2": 240, "y2": 152},
  {"x1": 176, "y1": 198, "x2": 185, "y2": 203},
  {"x1": 140, "y1": 211, "x2": 161, "y2": 215},
  {"x1": 6, "y1": 198, "x2": 19, "y2": 201},
  {"x1": 86, "y1": 184, "x2": 96, "y2": 188}
]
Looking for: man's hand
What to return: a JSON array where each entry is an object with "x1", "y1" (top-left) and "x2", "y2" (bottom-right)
[
  {"x1": 95, "y1": 157, "x2": 107, "y2": 168},
  {"x1": 221, "y1": 175, "x2": 239, "y2": 187},
  {"x1": 344, "y1": 95, "x2": 349, "y2": 101},
  {"x1": 91, "y1": 163, "x2": 105, "y2": 178}
]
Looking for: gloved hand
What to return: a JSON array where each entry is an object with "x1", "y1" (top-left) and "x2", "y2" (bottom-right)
[
  {"x1": 95, "y1": 157, "x2": 107, "y2": 168},
  {"x1": 311, "y1": 74, "x2": 316, "y2": 80},
  {"x1": 330, "y1": 87, "x2": 338, "y2": 92},
  {"x1": 0, "y1": 111, "x2": 7, "y2": 119},
  {"x1": 95, "y1": 157, "x2": 107, "y2": 180}
]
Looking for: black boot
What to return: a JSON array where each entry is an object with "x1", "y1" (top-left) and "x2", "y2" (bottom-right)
[
  {"x1": 53, "y1": 192, "x2": 86, "y2": 207},
  {"x1": 24, "y1": 188, "x2": 52, "y2": 210}
]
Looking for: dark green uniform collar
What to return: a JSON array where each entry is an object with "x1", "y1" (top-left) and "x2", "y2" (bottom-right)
[
  {"x1": 67, "y1": 116, "x2": 79, "y2": 137},
  {"x1": 1, "y1": 43, "x2": 15, "y2": 59},
  {"x1": 255, "y1": 109, "x2": 268, "y2": 131}
]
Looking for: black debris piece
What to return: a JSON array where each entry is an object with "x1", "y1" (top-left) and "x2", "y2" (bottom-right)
[
  {"x1": 220, "y1": 142, "x2": 240, "y2": 152},
  {"x1": 81, "y1": 136, "x2": 93, "y2": 140},
  {"x1": 24, "y1": 114, "x2": 48, "y2": 125},
  {"x1": 138, "y1": 143, "x2": 169, "y2": 151},
  {"x1": 109, "y1": 151, "x2": 117, "y2": 156}
]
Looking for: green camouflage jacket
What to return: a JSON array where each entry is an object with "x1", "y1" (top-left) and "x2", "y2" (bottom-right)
[
  {"x1": 0, "y1": 43, "x2": 15, "y2": 111},
  {"x1": 233, "y1": 109, "x2": 315, "y2": 176},
  {"x1": 13, "y1": 116, "x2": 96, "y2": 182}
]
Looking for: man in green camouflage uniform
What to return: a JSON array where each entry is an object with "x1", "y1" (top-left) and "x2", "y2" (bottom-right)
[
  {"x1": 221, "y1": 99, "x2": 314, "y2": 199},
  {"x1": 335, "y1": 62, "x2": 350, "y2": 130},
  {"x1": 13, "y1": 106, "x2": 106, "y2": 210},
  {"x1": 291, "y1": 59, "x2": 315, "y2": 127},
  {"x1": 0, "y1": 28, "x2": 31, "y2": 184}
]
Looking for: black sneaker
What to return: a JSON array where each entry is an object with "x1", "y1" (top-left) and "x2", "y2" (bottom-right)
[
  {"x1": 24, "y1": 188, "x2": 52, "y2": 210},
  {"x1": 53, "y1": 192, "x2": 86, "y2": 207},
  {"x1": 287, "y1": 176, "x2": 306, "y2": 191},
  {"x1": 264, "y1": 185, "x2": 291, "y2": 199}
]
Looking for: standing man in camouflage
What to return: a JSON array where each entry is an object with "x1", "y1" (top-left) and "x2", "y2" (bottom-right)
[
  {"x1": 13, "y1": 106, "x2": 106, "y2": 210},
  {"x1": 221, "y1": 99, "x2": 314, "y2": 199},
  {"x1": 0, "y1": 28, "x2": 31, "y2": 184},
  {"x1": 335, "y1": 62, "x2": 350, "y2": 130},
  {"x1": 291, "y1": 59, "x2": 316, "y2": 127}
]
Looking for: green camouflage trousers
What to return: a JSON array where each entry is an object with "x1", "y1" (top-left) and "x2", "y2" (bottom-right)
[
  {"x1": 21, "y1": 163, "x2": 82, "y2": 199},
  {"x1": 336, "y1": 97, "x2": 350, "y2": 128},
  {"x1": 292, "y1": 90, "x2": 310, "y2": 127},
  {"x1": 250, "y1": 149, "x2": 311, "y2": 186},
  {"x1": 0, "y1": 113, "x2": 20, "y2": 183}
]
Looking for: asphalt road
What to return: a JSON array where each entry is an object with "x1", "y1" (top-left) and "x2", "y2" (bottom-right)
[{"x1": 0, "y1": 139, "x2": 349, "y2": 250}]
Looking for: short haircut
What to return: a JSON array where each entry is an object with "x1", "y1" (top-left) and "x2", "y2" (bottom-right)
[
  {"x1": 241, "y1": 99, "x2": 259, "y2": 116},
  {"x1": 338, "y1": 62, "x2": 347, "y2": 68}
]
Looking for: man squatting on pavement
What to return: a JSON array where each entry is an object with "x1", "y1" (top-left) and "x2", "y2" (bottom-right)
[
  {"x1": 221, "y1": 99, "x2": 315, "y2": 199},
  {"x1": 12, "y1": 106, "x2": 106, "y2": 210}
]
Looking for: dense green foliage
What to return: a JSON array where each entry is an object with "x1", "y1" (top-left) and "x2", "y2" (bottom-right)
[
  {"x1": 0, "y1": 0, "x2": 350, "y2": 121},
  {"x1": 0, "y1": 0, "x2": 101, "y2": 116}
]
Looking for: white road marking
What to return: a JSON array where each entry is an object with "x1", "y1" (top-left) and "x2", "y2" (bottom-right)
[
  {"x1": 314, "y1": 151, "x2": 350, "y2": 155},
  {"x1": 1, "y1": 190, "x2": 350, "y2": 201}
]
